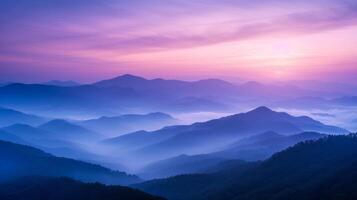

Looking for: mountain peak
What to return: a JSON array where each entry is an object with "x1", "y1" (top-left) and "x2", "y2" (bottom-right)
[
  {"x1": 116, "y1": 74, "x2": 146, "y2": 81},
  {"x1": 39, "y1": 119, "x2": 81, "y2": 130},
  {"x1": 94, "y1": 74, "x2": 148, "y2": 87},
  {"x1": 147, "y1": 112, "x2": 174, "y2": 119},
  {"x1": 249, "y1": 106, "x2": 273, "y2": 113},
  {"x1": 5, "y1": 123, "x2": 35, "y2": 129},
  {"x1": 42, "y1": 119, "x2": 70, "y2": 126}
]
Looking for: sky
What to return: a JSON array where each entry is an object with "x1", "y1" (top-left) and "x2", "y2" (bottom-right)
[{"x1": 0, "y1": 0, "x2": 357, "y2": 83}]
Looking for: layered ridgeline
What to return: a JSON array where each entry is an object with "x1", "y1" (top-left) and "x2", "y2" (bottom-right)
[
  {"x1": 0, "y1": 75, "x2": 236, "y2": 116},
  {"x1": 94, "y1": 74, "x2": 237, "y2": 97},
  {"x1": 134, "y1": 134, "x2": 357, "y2": 200},
  {"x1": 0, "y1": 120, "x2": 103, "y2": 160},
  {"x1": 104, "y1": 107, "x2": 348, "y2": 164},
  {"x1": 211, "y1": 131, "x2": 326, "y2": 160},
  {"x1": 39, "y1": 119, "x2": 101, "y2": 141},
  {"x1": 0, "y1": 140, "x2": 140, "y2": 185},
  {"x1": 138, "y1": 131, "x2": 326, "y2": 179},
  {"x1": 79, "y1": 112, "x2": 178, "y2": 136},
  {"x1": 0, "y1": 107, "x2": 46, "y2": 127},
  {"x1": 0, "y1": 177, "x2": 165, "y2": 200},
  {"x1": 0, "y1": 74, "x2": 348, "y2": 117},
  {"x1": 2, "y1": 120, "x2": 101, "y2": 145}
]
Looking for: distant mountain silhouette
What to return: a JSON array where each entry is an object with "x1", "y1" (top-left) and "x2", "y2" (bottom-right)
[
  {"x1": 41, "y1": 80, "x2": 80, "y2": 87},
  {"x1": 93, "y1": 74, "x2": 236, "y2": 96},
  {"x1": 134, "y1": 134, "x2": 357, "y2": 200},
  {"x1": 0, "y1": 130, "x2": 26, "y2": 145},
  {"x1": 80, "y1": 112, "x2": 177, "y2": 136},
  {"x1": 3, "y1": 124, "x2": 54, "y2": 143},
  {"x1": 138, "y1": 154, "x2": 226, "y2": 179},
  {"x1": 1, "y1": 123, "x2": 106, "y2": 161},
  {"x1": 138, "y1": 131, "x2": 325, "y2": 179},
  {"x1": 0, "y1": 140, "x2": 141, "y2": 185},
  {"x1": 0, "y1": 107, "x2": 46, "y2": 127},
  {"x1": 164, "y1": 96, "x2": 228, "y2": 112},
  {"x1": 0, "y1": 80, "x2": 232, "y2": 116},
  {"x1": 107, "y1": 107, "x2": 347, "y2": 163},
  {"x1": 0, "y1": 177, "x2": 165, "y2": 200},
  {"x1": 2, "y1": 123, "x2": 84, "y2": 149},
  {"x1": 212, "y1": 131, "x2": 326, "y2": 161},
  {"x1": 0, "y1": 75, "x2": 341, "y2": 116},
  {"x1": 39, "y1": 119, "x2": 102, "y2": 141},
  {"x1": 0, "y1": 83, "x2": 140, "y2": 117}
]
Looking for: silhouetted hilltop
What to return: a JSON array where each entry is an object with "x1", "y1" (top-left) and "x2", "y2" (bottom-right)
[
  {"x1": 0, "y1": 176, "x2": 165, "y2": 200},
  {"x1": 80, "y1": 112, "x2": 177, "y2": 136},
  {"x1": 108, "y1": 107, "x2": 347, "y2": 163},
  {"x1": 0, "y1": 107, "x2": 46, "y2": 127},
  {"x1": 39, "y1": 119, "x2": 101, "y2": 141},
  {"x1": 0, "y1": 140, "x2": 141, "y2": 185},
  {"x1": 135, "y1": 134, "x2": 357, "y2": 200}
]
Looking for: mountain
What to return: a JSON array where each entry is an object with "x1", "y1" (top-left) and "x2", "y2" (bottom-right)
[
  {"x1": 3, "y1": 124, "x2": 53, "y2": 141},
  {"x1": 133, "y1": 161, "x2": 257, "y2": 200},
  {"x1": 1, "y1": 75, "x2": 340, "y2": 118},
  {"x1": 212, "y1": 131, "x2": 326, "y2": 161},
  {"x1": 93, "y1": 74, "x2": 236, "y2": 96},
  {"x1": 39, "y1": 119, "x2": 102, "y2": 141},
  {"x1": 41, "y1": 80, "x2": 80, "y2": 87},
  {"x1": 0, "y1": 140, "x2": 141, "y2": 185},
  {"x1": 134, "y1": 134, "x2": 357, "y2": 200},
  {"x1": 0, "y1": 83, "x2": 141, "y2": 117},
  {"x1": 0, "y1": 130, "x2": 26, "y2": 145},
  {"x1": 1, "y1": 123, "x2": 106, "y2": 161},
  {"x1": 106, "y1": 107, "x2": 348, "y2": 163},
  {"x1": 138, "y1": 154, "x2": 226, "y2": 179},
  {"x1": 0, "y1": 80, "x2": 232, "y2": 117},
  {"x1": 164, "y1": 97, "x2": 229, "y2": 112},
  {"x1": 93, "y1": 74, "x2": 240, "y2": 112},
  {"x1": 2, "y1": 123, "x2": 85, "y2": 151},
  {"x1": 0, "y1": 177, "x2": 165, "y2": 200},
  {"x1": 0, "y1": 107, "x2": 46, "y2": 127},
  {"x1": 80, "y1": 112, "x2": 177, "y2": 136},
  {"x1": 94, "y1": 75, "x2": 336, "y2": 101},
  {"x1": 138, "y1": 132, "x2": 325, "y2": 179}
]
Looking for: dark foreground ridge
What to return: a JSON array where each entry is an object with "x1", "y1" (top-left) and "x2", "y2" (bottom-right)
[
  {"x1": 134, "y1": 134, "x2": 357, "y2": 200},
  {"x1": 0, "y1": 176, "x2": 165, "y2": 200}
]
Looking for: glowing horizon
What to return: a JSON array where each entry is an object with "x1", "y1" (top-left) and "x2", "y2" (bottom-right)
[{"x1": 1, "y1": 0, "x2": 357, "y2": 84}]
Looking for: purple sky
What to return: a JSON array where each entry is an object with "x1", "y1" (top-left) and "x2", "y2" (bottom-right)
[{"x1": 1, "y1": 0, "x2": 357, "y2": 83}]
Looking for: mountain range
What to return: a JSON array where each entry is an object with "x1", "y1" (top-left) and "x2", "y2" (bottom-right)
[
  {"x1": 39, "y1": 119, "x2": 102, "y2": 142},
  {"x1": 1, "y1": 74, "x2": 350, "y2": 118},
  {"x1": 212, "y1": 131, "x2": 326, "y2": 160},
  {"x1": 105, "y1": 107, "x2": 348, "y2": 164},
  {"x1": 134, "y1": 134, "x2": 357, "y2": 200},
  {"x1": 0, "y1": 177, "x2": 164, "y2": 200},
  {"x1": 0, "y1": 107, "x2": 46, "y2": 127},
  {"x1": 0, "y1": 76, "x2": 233, "y2": 117},
  {"x1": 41, "y1": 80, "x2": 81, "y2": 87},
  {"x1": 79, "y1": 112, "x2": 177, "y2": 136},
  {"x1": 138, "y1": 131, "x2": 326, "y2": 179},
  {"x1": 0, "y1": 122, "x2": 102, "y2": 163},
  {"x1": 0, "y1": 140, "x2": 140, "y2": 185}
]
